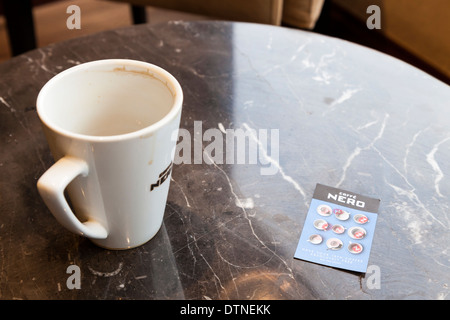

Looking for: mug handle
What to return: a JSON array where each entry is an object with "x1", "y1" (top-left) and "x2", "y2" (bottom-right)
[{"x1": 37, "y1": 156, "x2": 108, "y2": 239}]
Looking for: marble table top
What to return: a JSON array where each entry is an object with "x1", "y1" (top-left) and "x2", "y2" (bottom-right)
[{"x1": 0, "y1": 21, "x2": 449, "y2": 300}]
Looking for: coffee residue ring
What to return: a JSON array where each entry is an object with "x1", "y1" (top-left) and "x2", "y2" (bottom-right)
[
  {"x1": 326, "y1": 238, "x2": 343, "y2": 250},
  {"x1": 354, "y1": 214, "x2": 369, "y2": 224},
  {"x1": 334, "y1": 209, "x2": 350, "y2": 221},
  {"x1": 348, "y1": 226, "x2": 367, "y2": 239},
  {"x1": 308, "y1": 234, "x2": 323, "y2": 245},
  {"x1": 348, "y1": 242, "x2": 363, "y2": 254},
  {"x1": 331, "y1": 224, "x2": 346, "y2": 234},
  {"x1": 313, "y1": 219, "x2": 329, "y2": 231},
  {"x1": 317, "y1": 204, "x2": 332, "y2": 217}
]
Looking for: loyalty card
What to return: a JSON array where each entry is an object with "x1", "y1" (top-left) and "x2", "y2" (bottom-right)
[{"x1": 294, "y1": 184, "x2": 380, "y2": 273}]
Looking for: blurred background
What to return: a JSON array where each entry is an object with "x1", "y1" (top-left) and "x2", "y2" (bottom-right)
[{"x1": 0, "y1": 0, "x2": 448, "y2": 84}]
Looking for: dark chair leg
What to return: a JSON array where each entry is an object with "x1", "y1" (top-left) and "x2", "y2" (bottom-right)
[
  {"x1": 131, "y1": 5, "x2": 147, "y2": 24},
  {"x1": 3, "y1": 0, "x2": 37, "y2": 55}
]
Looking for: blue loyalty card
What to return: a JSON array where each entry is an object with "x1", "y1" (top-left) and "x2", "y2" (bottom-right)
[{"x1": 294, "y1": 184, "x2": 380, "y2": 273}]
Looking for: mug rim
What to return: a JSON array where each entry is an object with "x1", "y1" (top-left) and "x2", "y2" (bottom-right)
[{"x1": 36, "y1": 59, "x2": 183, "y2": 142}]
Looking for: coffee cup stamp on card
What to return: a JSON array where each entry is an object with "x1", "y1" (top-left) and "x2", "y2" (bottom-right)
[{"x1": 294, "y1": 184, "x2": 380, "y2": 273}]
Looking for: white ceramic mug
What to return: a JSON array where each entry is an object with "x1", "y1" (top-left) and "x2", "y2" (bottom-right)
[{"x1": 36, "y1": 59, "x2": 183, "y2": 249}]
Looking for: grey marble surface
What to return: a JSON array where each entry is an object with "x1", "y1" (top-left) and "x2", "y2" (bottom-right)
[{"x1": 0, "y1": 21, "x2": 449, "y2": 300}]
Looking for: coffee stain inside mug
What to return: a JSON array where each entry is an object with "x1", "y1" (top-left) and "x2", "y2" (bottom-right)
[{"x1": 112, "y1": 66, "x2": 177, "y2": 98}]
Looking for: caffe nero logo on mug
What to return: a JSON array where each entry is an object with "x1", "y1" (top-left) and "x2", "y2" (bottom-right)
[{"x1": 150, "y1": 162, "x2": 173, "y2": 191}]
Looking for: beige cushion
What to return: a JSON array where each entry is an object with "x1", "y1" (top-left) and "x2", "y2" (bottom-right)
[
  {"x1": 282, "y1": 0, "x2": 325, "y2": 29},
  {"x1": 109, "y1": 0, "x2": 283, "y2": 25}
]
